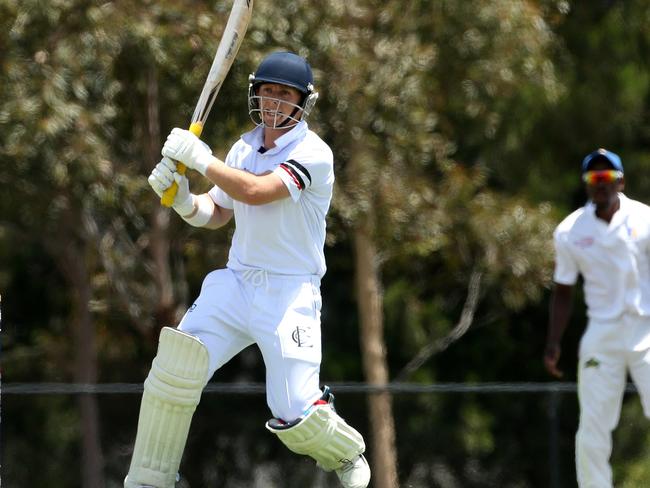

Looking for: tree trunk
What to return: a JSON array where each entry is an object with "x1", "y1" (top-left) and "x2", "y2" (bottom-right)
[
  {"x1": 145, "y1": 63, "x2": 177, "y2": 332},
  {"x1": 353, "y1": 218, "x2": 399, "y2": 488},
  {"x1": 58, "y1": 240, "x2": 105, "y2": 488}
]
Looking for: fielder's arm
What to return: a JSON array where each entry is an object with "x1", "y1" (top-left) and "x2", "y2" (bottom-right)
[{"x1": 544, "y1": 283, "x2": 574, "y2": 378}]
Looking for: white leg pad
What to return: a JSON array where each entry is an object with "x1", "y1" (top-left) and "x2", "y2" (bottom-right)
[
  {"x1": 125, "y1": 327, "x2": 209, "y2": 488},
  {"x1": 266, "y1": 404, "x2": 366, "y2": 472}
]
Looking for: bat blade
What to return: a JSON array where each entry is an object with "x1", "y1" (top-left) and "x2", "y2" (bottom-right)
[
  {"x1": 192, "y1": 0, "x2": 254, "y2": 126},
  {"x1": 161, "y1": 0, "x2": 254, "y2": 207}
]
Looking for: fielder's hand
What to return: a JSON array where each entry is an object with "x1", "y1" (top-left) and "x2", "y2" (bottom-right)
[
  {"x1": 148, "y1": 157, "x2": 194, "y2": 216},
  {"x1": 543, "y1": 342, "x2": 563, "y2": 379},
  {"x1": 161, "y1": 128, "x2": 213, "y2": 176}
]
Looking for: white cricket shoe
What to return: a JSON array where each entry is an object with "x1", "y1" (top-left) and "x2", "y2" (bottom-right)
[{"x1": 335, "y1": 454, "x2": 371, "y2": 488}]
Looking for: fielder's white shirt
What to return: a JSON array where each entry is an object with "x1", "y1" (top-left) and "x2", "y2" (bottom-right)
[
  {"x1": 209, "y1": 121, "x2": 334, "y2": 277},
  {"x1": 553, "y1": 193, "x2": 650, "y2": 320}
]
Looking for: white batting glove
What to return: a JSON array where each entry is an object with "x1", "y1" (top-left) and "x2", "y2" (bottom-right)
[
  {"x1": 148, "y1": 157, "x2": 194, "y2": 216},
  {"x1": 148, "y1": 157, "x2": 176, "y2": 197},
  {"x1": 161, "y1": 128, "x2": 213, "y2": 176}
]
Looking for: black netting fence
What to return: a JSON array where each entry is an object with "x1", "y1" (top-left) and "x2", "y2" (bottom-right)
[{"x1": 2, "y1": 382, "x2": 646, "y2": 488}]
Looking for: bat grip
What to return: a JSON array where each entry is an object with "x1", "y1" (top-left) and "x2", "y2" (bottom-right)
[{"x1": 160, "y1": 122, "x2": 204, "y2": 207}]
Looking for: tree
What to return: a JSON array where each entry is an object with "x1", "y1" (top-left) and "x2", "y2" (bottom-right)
[
  {"x1": 1, "y1": 1, "x2": 243, "y2": 485},
  {"x1": 244, "y1": 1, "x2": 564, "y2": 486},
  {"x1": 0, "y1": 1, "x2": 123, "y2": 484},
  {"x1": 5, "y1": 0, "x2": 649, "y2": 486}
]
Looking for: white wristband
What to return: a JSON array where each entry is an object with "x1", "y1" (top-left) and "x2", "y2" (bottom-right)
[
  {"x1": 194, "y1": 154, "x2": 214, "y2": 176},
  {"x1": 181, "y1": 195, "x2": 213, "y2": 227},
  {"x1": 172, "y1": 192, "x2": 194, "y2": 216}
]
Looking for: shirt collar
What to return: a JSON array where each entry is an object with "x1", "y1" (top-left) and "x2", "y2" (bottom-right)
[
  {"x1": 241, "y1": 121, "x2": 308, "y2": 155},
  {"x1": 586, "y1": 192, "x2": 628, "y2": 213},
  {"x1": 586, "y1": 193, "x2": 631, "y2": 231}
]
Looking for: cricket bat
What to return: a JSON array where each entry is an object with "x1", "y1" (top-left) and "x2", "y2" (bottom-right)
[{"x1": 161, "y1": 0, "x2": 254, "y2": 207}]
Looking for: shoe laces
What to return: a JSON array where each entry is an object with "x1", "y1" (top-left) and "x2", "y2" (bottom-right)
[{"x1": 338, "y1": 456, "x2": 361, "y2": 474}]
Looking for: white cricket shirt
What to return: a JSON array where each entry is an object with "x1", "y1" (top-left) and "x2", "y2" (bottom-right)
[
  {"x1": 208, "y1": 121, "x2": 334, "y2": 277},
  {"x1": 553, "y1": 193, "x2": 650, "y2": 320}
]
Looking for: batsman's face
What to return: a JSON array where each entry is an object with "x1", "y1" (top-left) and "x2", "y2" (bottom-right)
[{"x1": 257, "y1": 83, "x2": 303, "y2": 126}]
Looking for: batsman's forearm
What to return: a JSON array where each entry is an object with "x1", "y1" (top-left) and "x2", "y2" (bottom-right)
[
  {"x1": 204, "y1": 195, "x2": 233, "y2": 229},
  {"x1": 204, "y1": 157, "x2": 278, "y2": 205}
]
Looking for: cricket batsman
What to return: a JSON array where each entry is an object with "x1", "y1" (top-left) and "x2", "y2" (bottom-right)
[{"x1": 124, "y1": 51, "x2": 371, "y2": 488}]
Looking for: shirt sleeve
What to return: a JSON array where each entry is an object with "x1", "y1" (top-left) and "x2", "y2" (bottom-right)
[
  {"x1": 273, "y1": 145, "x2": 334, "y2": 203},
  {"x1": 208, "y1": 185, "x2": 234, "y2": 209},
  {"x1": 553, "y1": 229, "x2": 579, "y2": 285}
]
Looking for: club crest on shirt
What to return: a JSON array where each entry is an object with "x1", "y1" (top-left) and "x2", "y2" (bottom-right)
[
  {"x1": 584, "y1": 357, "x2": 600, "y2": 369},
  {"x1": 625, "y1": 224, "x2": 637, "y2": 238},
  {"x1": 573, "y1": 237, "x2": 595, "y2": 249},
  {"x1": 292, "y1": 326, "x2": 314, "y2": 348}
]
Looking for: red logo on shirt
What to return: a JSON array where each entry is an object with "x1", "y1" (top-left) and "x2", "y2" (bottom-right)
[{"x1": 574, "y1": 237, "x2": 594, "y2": 248}]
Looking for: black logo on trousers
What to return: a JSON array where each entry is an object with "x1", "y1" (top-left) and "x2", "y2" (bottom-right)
[{"x1": 292, "y1": 326, "x2": 313, "y2": 348}]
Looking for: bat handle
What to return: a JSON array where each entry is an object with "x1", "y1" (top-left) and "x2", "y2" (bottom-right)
[{"x1": 160, "y1": 121, "x2": 204, "y2": 207}]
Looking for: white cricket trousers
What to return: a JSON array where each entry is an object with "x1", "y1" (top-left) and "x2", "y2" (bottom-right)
[
  {"x1": 177, "y1": 268, "x2": 324, "y2": 422},
  {"x1": 576, "y1": 313, "x2": 650, "y2": 488}
]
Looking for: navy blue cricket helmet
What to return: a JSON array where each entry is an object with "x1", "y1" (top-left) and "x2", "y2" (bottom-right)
[
  {"x1": 251, "y1": 51, "x2": 314, "y2": 94},
  {"x1": 248, "y1": 51, "x2": 319, "y2": 128}
]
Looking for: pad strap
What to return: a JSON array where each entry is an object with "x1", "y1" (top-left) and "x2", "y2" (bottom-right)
[
  {"x1": 266, "y1": 402, "x2": 365, "y2": 472},
  {"x1": 125, "y1": 327, "x2": 209, "y2": 488}
]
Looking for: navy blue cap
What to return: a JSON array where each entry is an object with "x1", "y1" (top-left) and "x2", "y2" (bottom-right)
[{"x1": 581, "y1": 148, "x2": 623, "y2": 173}]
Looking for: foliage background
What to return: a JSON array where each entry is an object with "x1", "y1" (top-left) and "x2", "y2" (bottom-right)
[{"x1": 2, "y1": 0, "x2": 650, "y2": 486}]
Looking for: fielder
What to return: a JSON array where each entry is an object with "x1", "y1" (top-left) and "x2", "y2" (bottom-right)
[
  {"x1": 544, "y1": 148, "x2": 650, "y2": 488},
  {"x1": 124, "y1": 51, "x2": 371, "y2": 488}
]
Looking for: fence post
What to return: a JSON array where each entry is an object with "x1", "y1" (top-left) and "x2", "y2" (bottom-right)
[{"x1": 548, "y1": 388, "x2": 561, "y2": 488}]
